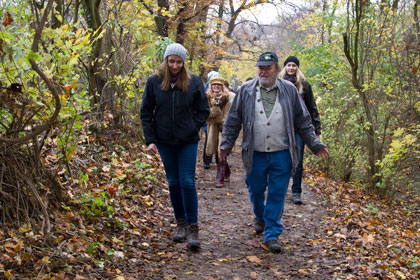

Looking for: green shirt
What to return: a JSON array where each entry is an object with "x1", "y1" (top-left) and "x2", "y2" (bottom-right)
[{"x1": 260, "y1": 85, "x2": 278, "y2": 117}]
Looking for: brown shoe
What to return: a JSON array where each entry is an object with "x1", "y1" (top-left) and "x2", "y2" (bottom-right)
[
  {"x1": 187, "y1": 224, "x2": 200, "y2": 251},
  {"x1": 173, "y1": 219, "x2": 187, "y2": 242}
]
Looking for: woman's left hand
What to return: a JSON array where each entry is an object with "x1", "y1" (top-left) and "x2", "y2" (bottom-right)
[{"x1": 147, "y1": 143, "x2": 158, "y2": 155}]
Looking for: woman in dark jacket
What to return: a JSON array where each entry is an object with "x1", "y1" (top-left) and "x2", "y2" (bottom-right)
[
  {"x1": 140, "y1": 43, "x2": 210, "y2": 251},
  {"x1": 279, "y1": 56, "x2": 321, "y2": 204}
]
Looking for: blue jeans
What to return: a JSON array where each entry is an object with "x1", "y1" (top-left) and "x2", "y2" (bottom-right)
[
  {"x1": 292, "y1": 133, "x2": 304, "y2": 194},
  {"x1": 245, "y1": 150, "x2": 291, "y2": 241},
  {"x1": 156, "y1": 143, "x2": 198, "y2": 224}
]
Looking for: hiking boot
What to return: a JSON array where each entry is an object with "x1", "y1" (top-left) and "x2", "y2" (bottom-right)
[
  {"x1": 173, "y1": 219, "x2": 187, "y2": 243},
  {"x1": 187, "y1": 224, "x2": 200, "y2": 251},
  {"x1": 292, "y1": 193, "x2": 302, "y2": 205},
  {"x1": 264, "y1": 240, "x2": 283, "y2": 254},
  {"x1": 254, "y1": 218, "x2": 265, "y2": 234}
]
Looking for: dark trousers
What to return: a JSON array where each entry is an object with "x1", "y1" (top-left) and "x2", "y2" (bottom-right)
[
  {"x1": 292, "y1": 133, "x2": 304, "y2": 194},
  {"x1": 156, "y1": 142, "x2": 199, "y2": 224}
]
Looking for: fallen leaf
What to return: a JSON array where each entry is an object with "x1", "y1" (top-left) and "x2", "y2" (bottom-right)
[
  {"x1": 396, "y1": 271, "x2": 406, "y2": 279},
  {"x1": 18, "y1": 223, "x2": 31, "y2": 233},
  {"x1": 4, "y1": 270, "x2": 12, "y2": 280},
  {"x1": 246, "y1": 255, "x2": 262, "y2": 264},
  {"x1": 362, "y1": 233, "x2": 374, "y2": 244},
  {"x1": 261, "y1": 243, "x2": 269, "y2": 251},
  {"x1": 250, "y1": 271, "x2": 259, "y2": 279},
  {"x1": 333, "y1": 233, "x2": 347, "y2": 239}
]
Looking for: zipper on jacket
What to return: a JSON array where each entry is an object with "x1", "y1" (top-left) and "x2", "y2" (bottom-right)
[{"x1": 171, "y1": 87, "x2": 175, "y2": 140}]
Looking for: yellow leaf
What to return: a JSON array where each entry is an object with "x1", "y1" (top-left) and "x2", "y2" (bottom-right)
[
  {"x1": 141, "y1": 242, "x2": 149, "y2": 247},
  {"x1": 261, "y1": 243, "x2": 269, "y2": 251},
  {"x1": 177, "y1": 258, "x2": 183, "y2": 262},
  {"x1": 115, "y1": 277, "x2": 125, "y2": 280},
  {"x1": 18, "y1": 223, "x2": 31, "y2": 233},
  {"x1": 396, "y1": 271, "x2": 406, "y2": 279},
  {"x1": 4, "y1": 270, "x2": 12, "y2": 280},
  {"x1": 218, "y1": 258, "x2": 228, "y2": 262},
  {"x1": 326, "y1": 84, "x2": 333, "y2": 89}
]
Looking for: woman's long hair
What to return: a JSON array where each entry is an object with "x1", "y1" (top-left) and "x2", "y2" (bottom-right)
[
  {"x1": 279, "y1": 67, "x2": 305, "y2": 95},
  {"x1": 157, "y1": 58, "x2": 191, "y2": 93},
  {"x1": 206, "y1": 85, "x2": 230, "y2": 103}
]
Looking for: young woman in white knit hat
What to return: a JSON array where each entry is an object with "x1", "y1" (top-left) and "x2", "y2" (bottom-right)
[{"x1": 140, "y1": 43, "x2": 210, "y2": 251}]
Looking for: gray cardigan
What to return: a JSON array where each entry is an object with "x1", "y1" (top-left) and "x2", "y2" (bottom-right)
[{"x1": 220, "y1": 77, "x2": 326, "y2": 175}]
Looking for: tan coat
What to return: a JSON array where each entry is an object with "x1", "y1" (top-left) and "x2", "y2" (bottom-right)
[{"x1": 205, "y1": 89, "x2": 231, "y2": 156}]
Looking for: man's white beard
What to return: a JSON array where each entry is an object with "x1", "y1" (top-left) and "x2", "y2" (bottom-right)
[{"x1": 258, "y1": 76, "x2": 275, "y2": 88}]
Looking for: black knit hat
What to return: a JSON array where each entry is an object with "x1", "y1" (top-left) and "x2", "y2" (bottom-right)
[{"x1": 283, "y1": 56, "x2": 300, "y2": 67}]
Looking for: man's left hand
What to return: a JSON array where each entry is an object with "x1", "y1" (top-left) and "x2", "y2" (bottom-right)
[{"x1": 316, "y1": 147, "x2": 329, "y2": 158}]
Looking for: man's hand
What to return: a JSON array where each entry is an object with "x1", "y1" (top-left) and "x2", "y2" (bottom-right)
[
  {"x1": 219, "y1": 148, "x2": 227, "y2": 161},
  {"x1": 316, "y1": 147, "x2": 329, "y2": 158},
  {"x1": 147, "y1": 143, "x2": 158, "y2": 155}
]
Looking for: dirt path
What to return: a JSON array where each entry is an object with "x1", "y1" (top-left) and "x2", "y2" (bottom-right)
[{"x1": 129, "y1": 140, "x2": 340, "y2": 279}]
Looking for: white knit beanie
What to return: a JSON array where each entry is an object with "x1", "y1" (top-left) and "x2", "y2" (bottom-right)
[
  {"x1": 164, "y1": 43, "x2": 187, "y2": 62},
  {"x1": 207, "y1": 71, "x2": 221, "y2": 81}
]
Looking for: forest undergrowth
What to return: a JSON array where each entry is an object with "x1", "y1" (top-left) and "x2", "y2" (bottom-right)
[{"x1": 0, "y1": 127, "x2": 419, "y2": 279}]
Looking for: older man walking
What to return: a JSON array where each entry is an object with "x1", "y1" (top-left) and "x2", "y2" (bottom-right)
[{"x1": 219, "y1": 52, "x2": 329, "y2": 253}]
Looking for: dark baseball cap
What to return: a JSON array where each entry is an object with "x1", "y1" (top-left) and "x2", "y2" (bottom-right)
[{"x1": 256, "y1": 52, "x2": 278, "y2": 66}]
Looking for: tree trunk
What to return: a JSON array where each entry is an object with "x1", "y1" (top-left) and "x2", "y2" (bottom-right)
[
  {"x1": 155, "y1": 0, "x2": 169, "y2": 37},
  {"x1": 81, "y1": 0, "x2": 105, "y2": 107}
]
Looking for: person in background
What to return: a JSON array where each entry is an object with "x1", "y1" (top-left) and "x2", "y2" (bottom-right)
[
  {"x1": 205, "y1": 76, "x2": 232, "y2": 187},
  {"x1": 279, "y1": 56, "x2": 321, "y2": 205},
  {"x1": 205, "y1": 70, "x2": 221, "y2": 92},
  {"x1": 224, "y1": 80, "x2": 236, "y2": 97},
  {"x1": 203, "y1": 71, "x2": 222, "y2": 169},
  {"x1": 140, "y1": 43, "x2": 210, "y2": 251},
  {"x1": 219, "y1": 51, "x2": 329, "y2": 253}
]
